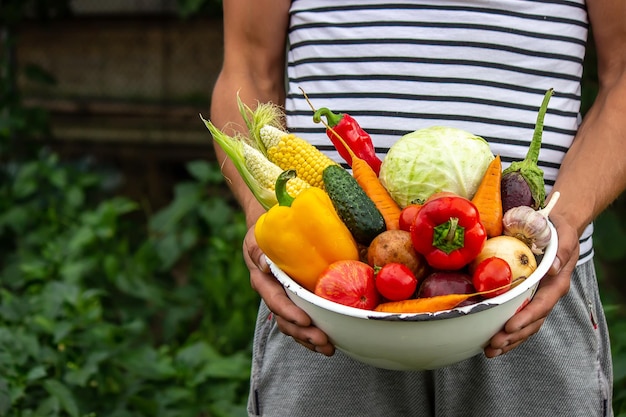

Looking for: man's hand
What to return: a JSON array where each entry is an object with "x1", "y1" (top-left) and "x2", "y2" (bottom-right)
[
  {"x1": 484, "y1": 212, "x2": 579, "y2": 357},
  {"x1": 242, "y1": 226, "x2": 336, "y2": 356}
]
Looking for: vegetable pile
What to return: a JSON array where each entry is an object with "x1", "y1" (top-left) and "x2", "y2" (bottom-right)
[{"x1": 203, "y1": 89, "x2": 558, "y2": 314}]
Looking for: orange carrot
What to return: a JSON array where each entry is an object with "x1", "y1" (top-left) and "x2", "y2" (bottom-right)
[
  {"x1": 374, "y1": 293, "x2": 472, "y2": 313},
  {"x1": 301, "y1": 88, "x2": 403, "y2": 230},
  {"x1": 350, "y1": 155, "x2": 402, "y2": 230},
  {"x1": 373, "y1": 278, "x2": 523, "y2": 313},
  {"x1": 472, "y1": 154, "x2": 503, "y2": 237}
]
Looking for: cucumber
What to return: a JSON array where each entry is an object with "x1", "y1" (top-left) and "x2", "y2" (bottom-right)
[{"x1": 322, "y1": 165, "x2": 386, "y2": 245}]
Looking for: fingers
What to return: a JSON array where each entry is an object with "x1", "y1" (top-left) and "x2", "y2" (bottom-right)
[
  {"x1": 276, "y1": 316, "x2": 335, "y2": 356},
  {"x1": 484, "y1": 274, "x2": 568, "y2": 357},
  {"x1": 503, "y1": 264, "x2": 571, "y2": 331},
  {"x1": 485, "y1": 317, "x2": 546, "y2": 358},
  {"x1": 547, "y1": 212, "x2": 580, "y2": 277},
  {"x1": 485, "y1": 213, "x2": 579, "y2": 358},
  {"x1": 242, "y1": 226, "x2": 269, "y2": 274},
  {"x1": 243, "y1": 226, "x2": 335, "y2": 355},
  {"x1": 485, "y1": 275, "x2": 564, "y2": 356},
  {"x1": 253, "y1": 268, "x2": 313, "y2": 327}
]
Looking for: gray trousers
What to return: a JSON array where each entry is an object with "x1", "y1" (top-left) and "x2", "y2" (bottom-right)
[{"x1": 248, "y1": 261, "x2": 613, "y2": 417}]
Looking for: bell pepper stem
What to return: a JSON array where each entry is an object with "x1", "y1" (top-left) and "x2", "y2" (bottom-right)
[
  {"x1": 445, "y1": 217, "x2": 459, "y2": 242},
  {"x1": 275, "y1": 170, "x2": 296, "y2": 207},
  {"x1": 432, "y1": 217, "x2": 465, "y2": 254}
]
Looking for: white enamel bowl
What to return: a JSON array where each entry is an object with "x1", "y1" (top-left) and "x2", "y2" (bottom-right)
[{"x1": 268, "y1": 222, "x2": 557, "y2": 371}]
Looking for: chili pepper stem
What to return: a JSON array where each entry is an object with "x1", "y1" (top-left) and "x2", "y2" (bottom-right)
[
  {"x1": 300, "y1": 87, "x2": 360, "y2": 162},
  {"x1": 313, "y1": 107, "x2": 342, "y2": 127}
]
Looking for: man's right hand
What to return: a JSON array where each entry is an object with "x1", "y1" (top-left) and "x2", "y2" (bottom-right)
[{"x1": 243, "y1": 225, "x2": 336, "y2": 356}]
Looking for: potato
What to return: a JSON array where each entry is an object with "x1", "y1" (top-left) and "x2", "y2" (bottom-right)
[{"x1": 367, "y1": 230, "x2": 429, "y2": 281}]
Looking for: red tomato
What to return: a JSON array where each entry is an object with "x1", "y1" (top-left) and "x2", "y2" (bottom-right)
[
  {"x1": 398, "y1": 204, "x2": 422, "y2": 232},
  {"x1": 375, "y1": 263, "x2": 418, "y2": 301},
  {"x1": 315, "y1": 260, "x2": 380, "y2": 310},
  {"x1": 472, "y1": 256, "x2": 512, "y2": 298}
]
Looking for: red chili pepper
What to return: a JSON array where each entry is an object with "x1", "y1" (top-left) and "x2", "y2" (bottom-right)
[
  {"x1": 410, "y1": 195, "x2": 486, "y2": 270},
  {"x1": 313, "y1": 107, "x2": 383, "y2": 175}
]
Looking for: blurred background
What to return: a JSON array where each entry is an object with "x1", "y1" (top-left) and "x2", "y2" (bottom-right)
[
  {"x1": 11, "y1": 0, "x2": 225, "y2": 209},
  {"x1": 1, "y1": 1, "x2": 625, "y2": 416}
]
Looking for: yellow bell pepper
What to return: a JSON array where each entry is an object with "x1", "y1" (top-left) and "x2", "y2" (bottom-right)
[{"x1": 255, "y1": 170, "x2": 359, "y2": 292}]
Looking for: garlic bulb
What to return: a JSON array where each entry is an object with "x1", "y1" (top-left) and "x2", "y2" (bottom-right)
[{"x1": 502, "y1": 192, "x2": 560, "y2": 255}]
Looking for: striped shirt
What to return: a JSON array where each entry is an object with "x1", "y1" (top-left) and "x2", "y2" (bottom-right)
[{"x1": 283, "y1": 0, "x2": 593, "y2": 264}]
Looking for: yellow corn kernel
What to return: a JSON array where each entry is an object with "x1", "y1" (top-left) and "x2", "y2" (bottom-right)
[
  {"x1": 260, "y1": 125, "x2": 337, "y2": 188},
  {"x1": 242, "y1": 143, "x2": 311, "y2": 198}
]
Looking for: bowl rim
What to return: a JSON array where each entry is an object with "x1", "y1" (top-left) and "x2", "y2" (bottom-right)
[{"x1": 269, "y1": 221, "x2": 557, "y2": 320}]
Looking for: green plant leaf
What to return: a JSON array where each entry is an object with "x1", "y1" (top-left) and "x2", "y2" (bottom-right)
[
  {"x1": 67, "y1": 226, "x2": 96, "y2": 253},
  {"x1": 26, "y1": 365, "x2": 47, "y2": 381},
  {"x1": 64, "y1": 351, "x2": 109, "y2": 387},
  {"x1": 115, "y1": 346, "x2": 177, "y2": 380},
  {"x1": 175, "y1": 340, "x2": 219, "y2": 370},
  {"x1": 0, "y1": 205, "x2": 30, "y2": 234},
  {"x1": 35, "y1": 395, "x2": 61, "y2": 416},
  {"x1": 150, "y1": 183, "x2": 202, "y2": 232},
  {"x1": 196, "y1": 351, "x2": 250, "y2": 381},
  {"x1": 201, "y1": 198, "x2": 232, "y2": 229},
  {"x1": 49, "y1": 168, "x2": 68, "y2": 189},
  {"x1": 52, "y1": 321, "x2": 73, "y2": 343},
  {"x1": 12, "y1": 161, "x2": 39, "y2": 198},
  {"x1": 186, "y1": 160, "x2": 213, "y2": 183},
  {"x1": 59, "y1": 258, "x2": 97, "y2": 283},
  {"x1": 64, "y1": 185, "x2": 86, "y2": 209},
  {"x1": 153, "y1": 234, "x2": 183, "y2": 270},
  {"x1": 43, "y1": 379, "x2": 79, "y2": 417}
]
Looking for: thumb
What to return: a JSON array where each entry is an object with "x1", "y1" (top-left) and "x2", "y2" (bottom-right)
[
  {"x1": 256, "y1": 252, "x2": 269, "y2": 273},
  {"x1": 243, "y1": 227, "x2": 270, "y2": 273}
]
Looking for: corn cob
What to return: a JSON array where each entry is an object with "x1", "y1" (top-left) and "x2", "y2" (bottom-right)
[
  {"x1": 242, "y1": 142, "x2": 311, "y2": 199},
  {"x1": 202, "y1": 116, "x2": 310, "y2": 209},
  {"x1": 237, "y1": 95, "x2": 285, "y2": 156},
  {"x1": 259, "y1": 125, "x2": 337, "y2": 188}
]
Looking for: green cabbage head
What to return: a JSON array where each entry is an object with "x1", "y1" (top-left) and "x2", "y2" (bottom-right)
[{"x1": 379, "y1": 126, "x2": 494, "y2": 207}]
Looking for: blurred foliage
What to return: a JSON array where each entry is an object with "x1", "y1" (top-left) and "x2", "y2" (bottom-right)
[
  {"x1": 0, "y1": 151, "x2": 256, "y2": 416},
  {"x1": 2, "y1": 4, "x2": 255, "y2": 416}
]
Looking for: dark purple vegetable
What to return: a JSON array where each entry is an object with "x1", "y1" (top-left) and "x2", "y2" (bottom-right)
[
  {"x1": 501, "y1": 88, "x2": 553, "y2": 213},
  {"x1": 501, "y1": 173, "x2": 534, "y2": 212}
]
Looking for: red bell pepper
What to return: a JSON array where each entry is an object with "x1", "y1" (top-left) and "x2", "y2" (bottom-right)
[
  {"x1": 410, "y1": 194, "x2": 486, "y2": 270},
  {"x1": 313, "y1": 107, "x2": 383, "y2": 175}
]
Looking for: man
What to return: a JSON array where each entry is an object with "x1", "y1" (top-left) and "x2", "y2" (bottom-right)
[{"x1": 210, "y1": 1, "x2": 625, "y2": 415}]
